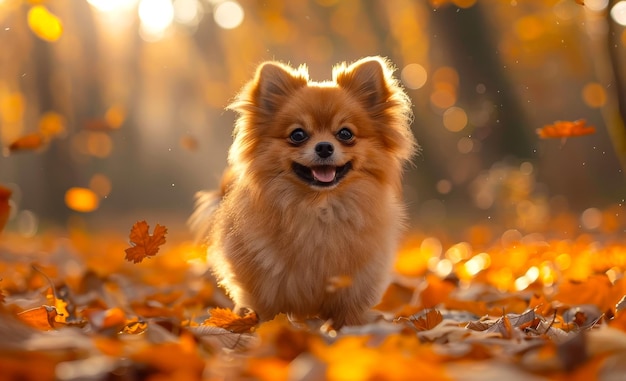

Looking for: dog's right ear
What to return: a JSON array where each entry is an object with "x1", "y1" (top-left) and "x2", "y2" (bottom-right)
[{"x1": 253, "y1": 62, "x2": 308, "y2": 113}]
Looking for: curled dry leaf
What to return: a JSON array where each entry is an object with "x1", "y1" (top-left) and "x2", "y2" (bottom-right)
[{"x1": 124, "y1": 220, "x2": 168, "y2": 263}]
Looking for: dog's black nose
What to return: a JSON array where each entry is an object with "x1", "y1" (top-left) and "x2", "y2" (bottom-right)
[{"x1": 315, "y1": 142, "x2": 334, "y2": 159}]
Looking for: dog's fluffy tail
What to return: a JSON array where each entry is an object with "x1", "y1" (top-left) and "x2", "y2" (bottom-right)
[
  {"x1": 188, "y1": 190, "x2": 221, "y2": 243},
  {"x1": 188, "y1": 167, "x2": 236, "y2": 243}
]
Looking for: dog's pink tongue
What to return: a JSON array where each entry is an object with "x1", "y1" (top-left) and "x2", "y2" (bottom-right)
[{"x1": 312, "y1": 167, "x2": 336, "y2": 183}]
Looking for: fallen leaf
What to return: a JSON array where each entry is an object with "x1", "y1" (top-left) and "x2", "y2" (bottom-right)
[
  {"x1": 17, "y1": 305, "x2": 58, "y2": 330},
  {"x1": 203, "y1": 307, "x2": 259, "y2": 333},
  {"x1": 536, "y1": 119, "x2": 596, "y2": 139},
  {"x1": 124, "y1": 221, "x2": 168, "y2": 263},
  {"x1": 409, "y1": 309, "x2": 444, "y2": 331}
]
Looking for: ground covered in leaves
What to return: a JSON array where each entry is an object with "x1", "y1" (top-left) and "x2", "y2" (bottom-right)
[{"x1": 2, "y1": 212, "x2": 626, "y2": 381}]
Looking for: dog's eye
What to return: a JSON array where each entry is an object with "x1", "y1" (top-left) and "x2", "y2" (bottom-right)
[
  {"x1": 336, "y1": 127, "x2": 354, "y2": 143},
  {"x1": 289, "y1": 128, "x2": 308, "y2": 144}
]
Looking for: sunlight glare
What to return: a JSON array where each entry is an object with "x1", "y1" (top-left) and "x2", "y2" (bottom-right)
[
  {"x1": 138, "y1": 0, "x2": 174, "y2": 41},
  {"x1": 214, "y1": 1, "x2": 244, "y2": 30},
  {"x1": 87, "y1": 0, "x2": 137, "y2": 13}
]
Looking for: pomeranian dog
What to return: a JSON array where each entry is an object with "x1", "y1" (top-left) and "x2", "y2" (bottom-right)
[{"x1": 191, "y1": 56, "x2": 417, "y2": 328}]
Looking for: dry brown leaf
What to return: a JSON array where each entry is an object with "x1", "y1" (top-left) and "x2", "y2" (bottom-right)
[
  {"x1": 411, "y1": 309, "x2": 444, "y2": 331},
  {"x1": 124, "y1": 220, "x2": 168, "y2": 263},
  {"x1": 203, "y1": 307, "x2": 259, "y2": 333}
]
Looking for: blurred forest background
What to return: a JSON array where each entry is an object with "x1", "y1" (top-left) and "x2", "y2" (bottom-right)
[{"x1": 0, "y1": 0, "x2": 625, "y2": 240}]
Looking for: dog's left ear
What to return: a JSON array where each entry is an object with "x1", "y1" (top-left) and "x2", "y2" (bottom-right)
[
  {"x1": 253, "y1": 62, "x2": 308, "y2": 113},
  {"x1": 335, "y1": 57, "x2": 391, "y2": 108}
]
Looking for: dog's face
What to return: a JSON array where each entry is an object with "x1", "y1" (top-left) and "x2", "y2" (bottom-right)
[{"x1": 228, "y1": 57, "x2": 416, "y2": 194}]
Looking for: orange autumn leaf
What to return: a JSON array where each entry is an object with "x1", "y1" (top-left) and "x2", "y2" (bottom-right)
[
  {"x1": 17, "y1": 305, "x2": 58, "y2": 330},
  {"x1": 536, "y1": 119, "x2": 596, "y2": 139},
  {"x1": 8, "y1": 132, "x2": 46, "y2": 152},
  {"x1": 204, "y1": 307, "x2": 259, "y2": 333},
  {"x1": 124, "y1": 220, "x2": 168, "y2": 263},
  {"x1": 0, "y1": 185, "x2": 12, "y2": 234}
]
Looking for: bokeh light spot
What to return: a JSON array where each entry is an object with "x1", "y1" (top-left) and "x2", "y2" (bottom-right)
[
  {"x1": 611, "y1": 1, "x2": 626, "y2": 26},
  {"x1": 586, "y1": 0, "x2": 609, "y2": 12},
  {"x1": 443, "y1": 107, "x2": 468, "y2": 132},
  {"x1": 514, "y1": 15, "x2": 544, "y2": 41},
  {"x1": 436, "y1": 179, "x2": 452, "y2": 194},
  {"x1": 582, "y1": 82, "x2": 606, "y2": 108},
  {"x1": 174, "y1": 0, "x2": 202, "y2": 26},
  {"x1": 27, "y1": 5, "x2": 63, "y2": 42},
  {"x1": 581, "y1": 207, "x2": 602, "y2": 230},
  {"x1": 214, "y1": 1, "x2": 244, "y2": 30},
  {"x1": 87, "y1": 0, "x2": 137, "y2": 13},
  {"x1": 401, "y1": 63, "x2": 427, "y2": 90},
  {"x1": 38, "y1": 112, "x2": 66, "y2": 138},
  {"x1": 65, "y1": 187, "x2": 99, "y2": 213},
  {"x1": 138, "y1": 0, "x2": 174, "y2": 41},
  {"x1": 457, "y1": 136, "x2": 474, "y2": 153},
  {"x1": 89, "y1": 173, "x2": 112, "y2": 198}
]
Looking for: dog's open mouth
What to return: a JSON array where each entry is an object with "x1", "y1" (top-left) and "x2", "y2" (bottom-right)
[{"x1": 292, "y1": 162, "x2": 352, "y2": 188}]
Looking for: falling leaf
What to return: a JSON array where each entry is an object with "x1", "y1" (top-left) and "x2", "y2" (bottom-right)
[
  {"x1": 203, "y1": 307, "x2": 259, "y2": 333},
  {"x1": 0, "y1": 185, "x2": 11, "y2": 234},
  {"x1": 124, "y1": 220, "x2": 168, "y2": 263},
  {"x1": 64, "y1": 187, "x2": 99, "y2": 213},
  {"x1": 536, "y1": 119, "x2": 596, "y2": 139},
  {"x1": 27, "y1": 5, "x2": 63, "y2": 42},
  {"x1": 8, "y1": 132, "x2": 46, "y2": 153}
]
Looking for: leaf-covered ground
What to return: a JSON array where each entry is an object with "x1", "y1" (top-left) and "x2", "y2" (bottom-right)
[{"x1": 1, "y1": 210, "x2": 626, "y2": 381}]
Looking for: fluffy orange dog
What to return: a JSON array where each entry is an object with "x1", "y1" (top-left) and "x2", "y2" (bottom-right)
[{"x1": 191, "y1": 56, "x2": 416, "y2": 328}]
